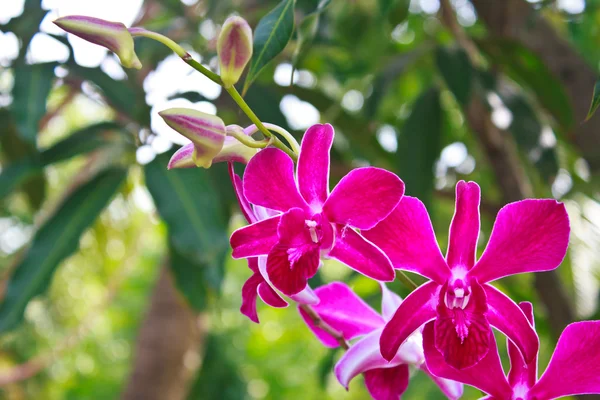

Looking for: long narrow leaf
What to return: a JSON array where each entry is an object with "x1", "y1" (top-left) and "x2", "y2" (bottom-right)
[{"x1": 0, "y1": 168, "x2": 127, "y2": 332}]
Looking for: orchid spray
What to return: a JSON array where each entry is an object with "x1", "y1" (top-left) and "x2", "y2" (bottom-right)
[{"x1": 54, "y1": 10, "x2": 600, "y2": 400}]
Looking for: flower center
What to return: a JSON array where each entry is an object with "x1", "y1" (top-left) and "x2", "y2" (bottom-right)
[
  {"x1": 444, "y1": 279, "x2": 471, "y2": 310},
  {"x1": 305, "y1": 219, "x2": 319, "y2": 243}
]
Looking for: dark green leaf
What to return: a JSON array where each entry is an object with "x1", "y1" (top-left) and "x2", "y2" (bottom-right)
[
  {"x1": 586, "y1": 78, "x2": 600, "y2": 121},
  {"x1": 379, "y1": 0, "x2": 410, "y2": 25},
  {"x1": 317, "y1": 349, "x2": 337, "y2": 388},
  {"x1": 292, "y1": 0, "x2": 332, "y2": 69},
  {"x1": 243, "y1": 0, "x2": 296, "y2": 93},
  {"x1": 397, "y1": 87, "x2": 443, "y2": 208},
  {"x1": 477, "y1": 38, "x2": 574, "y2": 130},
  {"x1": 0, "y1": 168, "x2": 127, "y2": 332},
  {"x1": 144, "y1": 152, "x2": 230, "y2": 310},
  {"x1": 0, "y1": 122, "x2": 127, "y2": 202},
  {"x1": 3, "y1": 0, "x2": 47, "y2": 57},
  {"x1": 186, "y1": 335, "x2": 246, "y2": 400},
  {"x1": 436, "y1": 46, "x2": 473, "y2": 106},
  {"x1": 167, "y1": 91, "x2": 211, "y2": 103},
  {"x1": 169, "y1": 243, "x2": 209, "y2": 310},
  {"x1": 11, "y1": 62, "x2": 57, "y2": 144}
]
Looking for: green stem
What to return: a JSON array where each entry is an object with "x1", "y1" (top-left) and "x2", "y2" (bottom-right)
[
  {"x1": 129, "y1": 28, "x2": 188, "y2": 58},
  {"x1": 226, "y1": 86, "x2": 298, "y2": 161},
  {"x1": 228, "y1": 129, "x2": 270, "y2": 148},
  {"x1": 263, "y1": 123, "x2": 301, "y2": 154}
]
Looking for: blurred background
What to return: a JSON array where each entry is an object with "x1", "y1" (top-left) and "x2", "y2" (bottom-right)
[{"x1": 0, "y1": 0, "x2": 599, "y2": 399}]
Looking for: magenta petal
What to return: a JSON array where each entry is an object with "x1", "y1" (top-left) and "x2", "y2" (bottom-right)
[
  {"x1": 446, "y1": 181, "x2": 480, "y2": 270},
  {"x1": 328, "y1": 227, "x2": 395, "y2": 282},
  {"x1": 257, "y1": 256, "x2": 317, "y2": 305},
  {"x1": 363, "y1": 196, "x2": 450, "y2": 284},
  {"x1": 230, "y1": 215, "x2": 280, "y2": 258},
  {"x1": 471, "y1": 199, "x2": 570, "y2": 283},
  {"x1": 267, "y1": 244, "x2": 319, "y2": 296},
  {"x1": 364, "y1": 364, "x2": 410, "y2": 400},
  {"x1": 420, "y1": 364, "x2": 464, "y2": 400},
  {"x1": 434, "y1": 281, "x2": 490, "y2": 370},
  {"x1": 380, "y1": 283, "x2": 402, "y2": 322},
  {"x1": 484, "y1": 285, "x2": 539, "y2": 364},
  {"x1": 228, "y1": 162, "x2": 256, "y2": 224},
  {"x1": 323, "y1": 167, "x2": 404, "y2": 230},
  {"x1": 243, "y1": 148, "x2": 308, "y2": 212},
  {"x1": 257, "y1": 282, "x2": 287, "y2": 308},
  {"x1": 380, "y1": 281, "x2": 439, "y2": 361},
  {"x1": 507, "y1": 302, "x2": 537, "y2": 388},
  {"x1": 529, "y1": 321, "x2": 600, "y2": 399},
  {"x1": 423, "y1": 322, "x2": 513, "y2": 399},
  {"x1": 300, "y1": 282, "x2": 385, "y2": 348},
  {"x1": 240, "y1": 270, "x2": 262, "y2": 323},
  {"x1": 297, "y1": 124, "x2": 334, "y2": 210},
  {"x1": 334, "y1": 329, "x2": 401, "y2": 388}
]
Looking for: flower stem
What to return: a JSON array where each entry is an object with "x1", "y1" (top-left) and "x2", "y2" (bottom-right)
[
  {"x1": 228, "y1": 129, "x2": 271, "y2": 148},
  {"x1": 299, "y1": 304, "x2": 349, "y2": 350},
  {"x1": 129, "y1": 28, "x2": 189, "y2": 58},
  {"x1": 225, "y1": 86, "x2": 298, "y2": 161}
]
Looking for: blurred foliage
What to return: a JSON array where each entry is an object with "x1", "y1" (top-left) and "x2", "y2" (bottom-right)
[{"x1": 0, "y1": 0, "x2": 599, "y2": 399}]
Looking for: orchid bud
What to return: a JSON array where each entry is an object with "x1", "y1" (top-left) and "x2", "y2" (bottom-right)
[
  {"x1": 167, "y1": 125, "x2": 258, "y2": 169},
  {"x1": 159, "y1": 108, "x2": 226, "y2": 168},
  {"x1": 54, "y1": 16, "x2": 142, "y2": 69},
  {"x1": 217, "y1": 16, "x2": 253, "y2": 87}
]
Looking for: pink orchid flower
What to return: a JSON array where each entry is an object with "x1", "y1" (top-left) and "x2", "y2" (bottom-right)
[
  {"x1": 300, "y1": 282, "x2": 463, "y2": 400},
  {"x1": 423, "y1": 302, "x2": 600, "y2": 399},
  {"x1": 363, "y1": 181, "x2": 570, "y2": 370},
  {"x1": 230, "y1": 124, "x2": 404, "y2": 296},
  {"x1": 228, "y1": 163, "x2": 318, "y2": 323}
]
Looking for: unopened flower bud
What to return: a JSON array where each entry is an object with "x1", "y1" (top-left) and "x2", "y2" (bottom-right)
[
  {"x1": 159, "y1": 108, "x2": 226, "y2": 168},
  {"x1": 54, "y1": 16, "x2": 142, "y2": 69},
  {"x1": 217, "y1": 16, "x2": 253, "y2": 87},
  {"x1": 167, "y1": 143, "x2": 195, "y2": 169}
]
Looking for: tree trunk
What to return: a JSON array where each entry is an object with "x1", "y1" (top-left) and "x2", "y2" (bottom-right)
[{"x1": 121, "y1": 265, "x2": 203, "y2": 400}]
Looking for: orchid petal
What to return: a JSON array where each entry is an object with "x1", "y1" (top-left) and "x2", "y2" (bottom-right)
[
  {"x1": 240, "y1": 270, "x2": 263, "y2": 323},
  {"x1": 300, "y1": 282, "x2": 385, "y2": 348},
  {"x1": 257, "y1": 282, "x2": 288, "y2": 308},
  {"x1": 380, "y1": 283, "x2": 403, "y2": 322},
  {"x1": 529, "y1": 321, "x2": 600, "y2": 399},
  {"x1": 230, "y1": 215, "x2": 280, "y2": 258},
  {"x1": 423, "y1": 322, "x2": 513, "y2": 399},
  {"x1": 446, "y1": 181, "x2": 480, "y2": 270},
  {"x1": 243, "y1": 148, "x2": 309, "y2": 212},
  {"x1": 213, "y1": 136, "x2": 258, "y2": 164},
  {"x1": 363, "y1": 196, "x2": 450, "y2": 284},
  {"x1": 471, "y1": 199, "x2": 569, "y2": 283},
  {"x1": 323, "y1": 167, "x2": 404, "y2": 230},
  {"x1": 297, "y1": 124, "x2": 334, "y2": 210},
  {"x1": 364, "y1": 364, "x2": 410, "y2": 400},
  {"x1": 334, "y1": 329, "x2": 403, "y2": 388},
  {"x1": 434, "y1": 281, "x2": 490, "y2": 370},
  {"x1": 507, "y1": 302, "x2": 537, "y2": 388},
  {"x1": 420, "y1": 364, "x2": 464, "y2": 400},
  {"x1": 167, "y1": 143, "x2": 196, "y2": 169},
  {"x1": 289, "y1": 284, "x2": 319, "y2": 305},
  {"x1": 484, "y1": 284, "x2": 539, "y2": 364},
  {"x1": 228, "y1": 163, "x2": 256, "y2": 224},
  {"x1": 380, "y1": 281, "x2": 439, "y2": 361},
  {"x1": 328, "y1": 227, "x2": 395, "y2": 282},
  {"x1": 257, "y1": 256, "x2": 317, "y2": 305},
  {"x1": 267, "y1": 244, "x2": 319, "y2": 295}
]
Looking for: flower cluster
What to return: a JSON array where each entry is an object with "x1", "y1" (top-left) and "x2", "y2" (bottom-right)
[{"x1": 54, "y1": 12, "x2": 600, "y2": 400}]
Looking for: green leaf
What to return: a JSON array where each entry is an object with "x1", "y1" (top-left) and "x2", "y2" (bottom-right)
[
  {"x1": 3, "y1": 0, "x2": 48, "y2": 57},
  {"x1": 0, "y1": 168, "x2": 127, "y2": 332},
  {"x1": 11, "y1": 62, "x2": 57, "y2": 144},
  {"x1": 144, "y1": 153, "x2": 230, "y2": 310},
  {"x1": 379, "y1": 0, "x2": 410, "y2": 25},
  {"x1": 397, "y1": 87, "x2": 443, "y2": 208},
  {"x1": 436, "y1": 46, "x2": 473, "y2": 106},
  {"x1": 317, "y1": 349, "x2": 338, "y2": 388},
  {"x1": 0, "y1": 122, "x2": 127, "y2": 202},
  {"x1": 586, "y1": 79, "x2": 600, "y2": 121},
  {"x1": 243, "y1": 0, "x2": 296, "y2": 94},
  {"x1": 186, "y1": 335, "x2": 246, "y2": 400},
  {"x1": 477, "y1": 38, "x2": 574, "y2": 130},
  {"x1": 292, "y1": 0, "x2": 332, "y2": 69}
]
